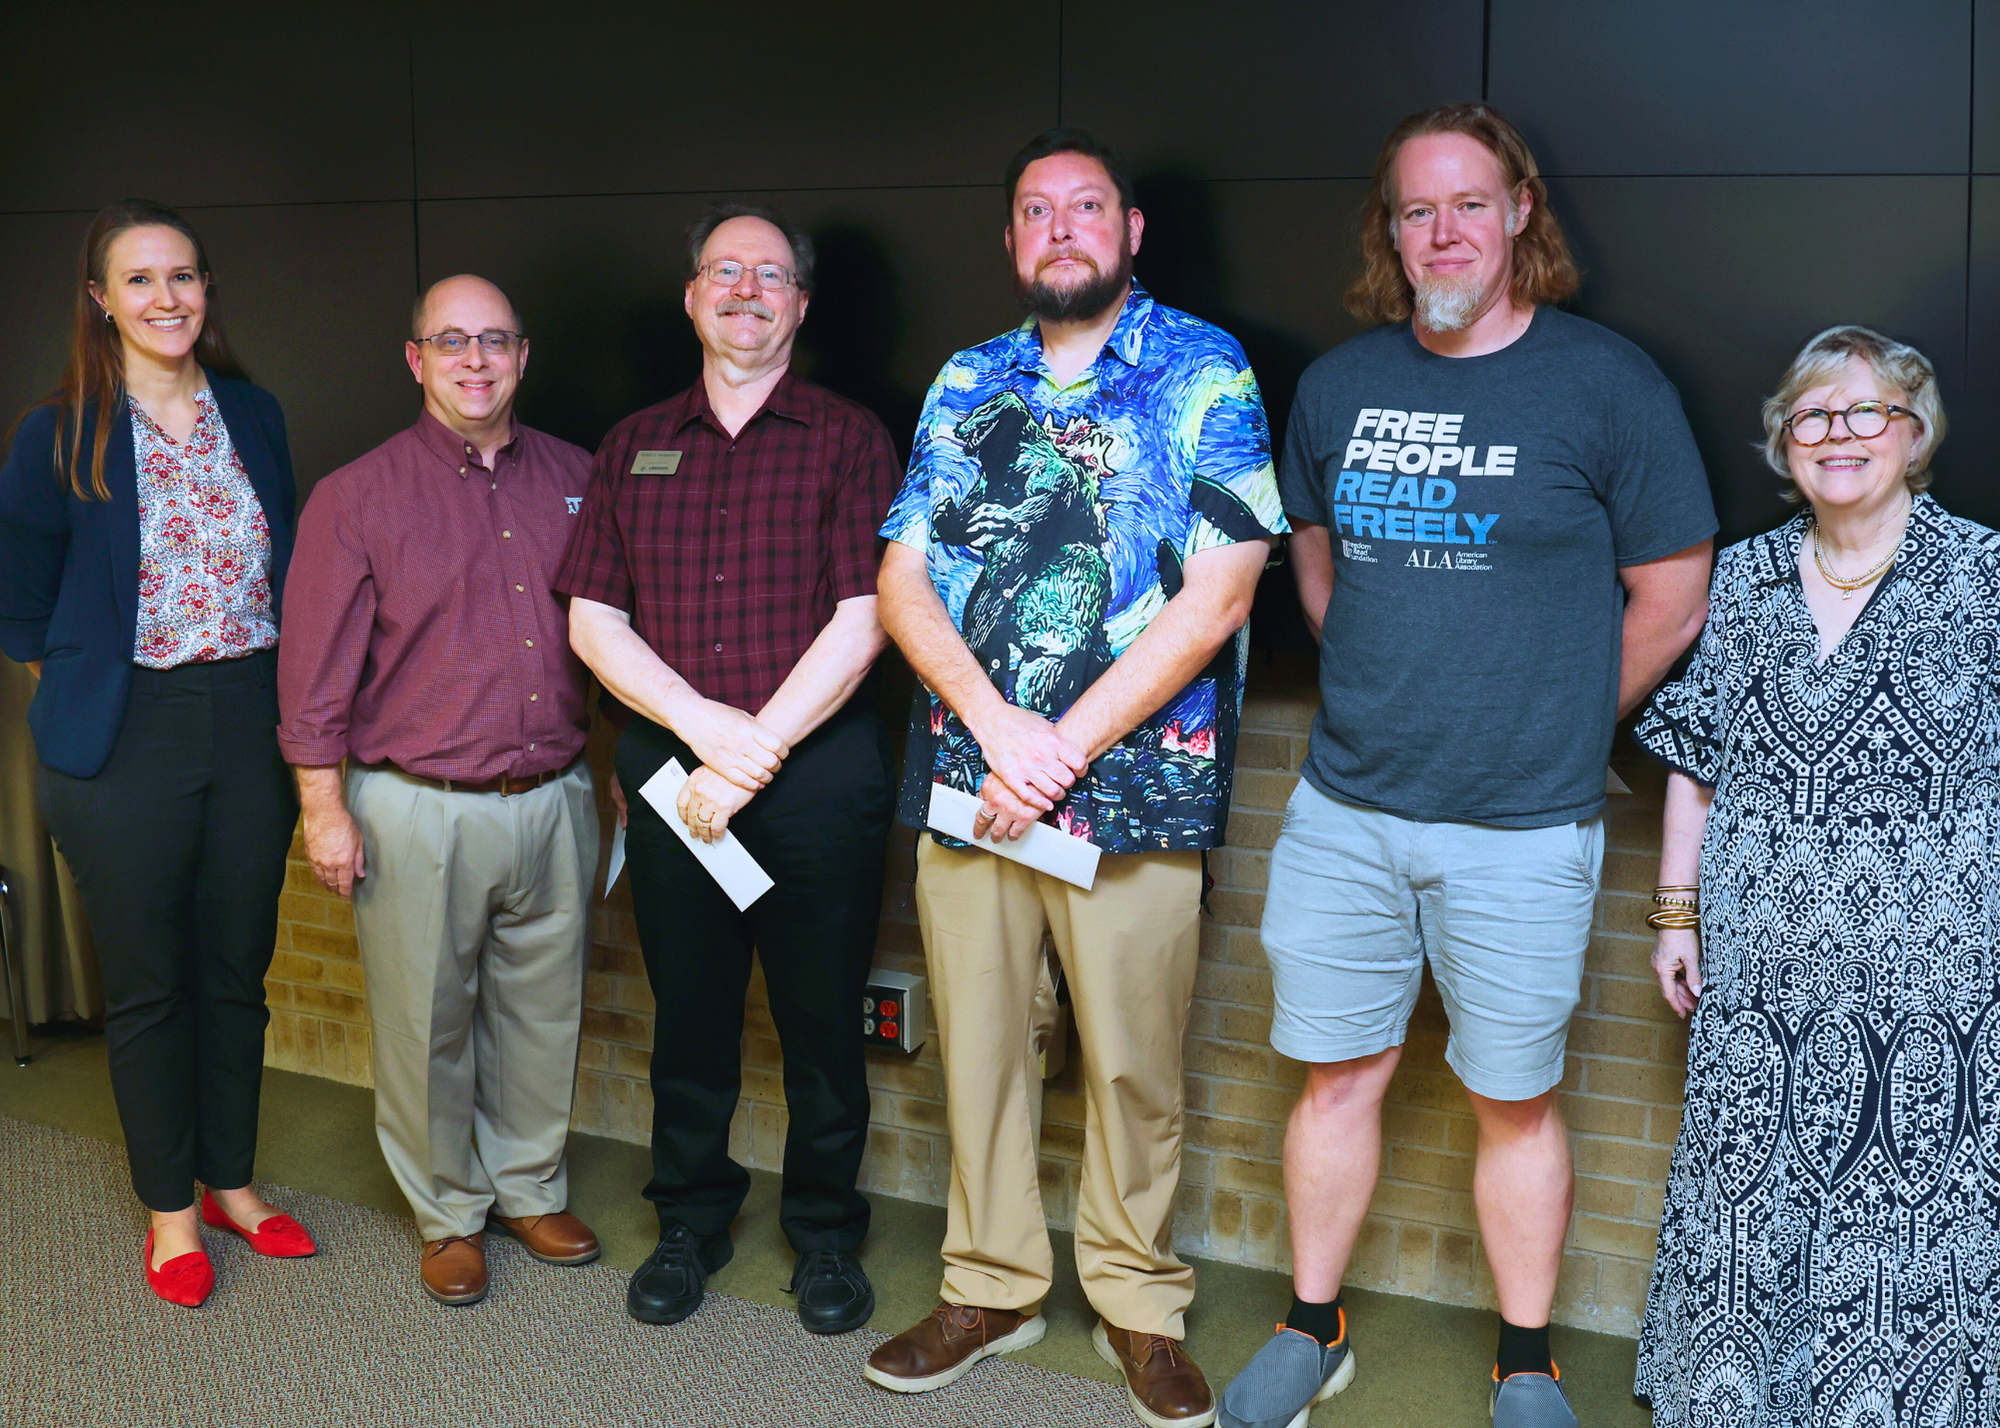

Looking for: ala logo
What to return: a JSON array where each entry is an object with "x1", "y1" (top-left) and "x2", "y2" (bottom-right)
[
  {"x1": 565, "y1": 496, "x2": 582, "y2": 515},
  {"x1": 1340, "y1": 539, "x2": 1377, "y2": 563}
]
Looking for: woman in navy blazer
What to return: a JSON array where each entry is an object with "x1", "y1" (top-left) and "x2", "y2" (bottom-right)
[{"x1": 0, "y1": 201, "x2": 317, "y2": 1305}]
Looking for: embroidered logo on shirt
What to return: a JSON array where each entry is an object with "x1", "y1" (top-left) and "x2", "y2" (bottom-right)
[{"x1": 566, "y1": 495, "x2": 582, "y2": 514}]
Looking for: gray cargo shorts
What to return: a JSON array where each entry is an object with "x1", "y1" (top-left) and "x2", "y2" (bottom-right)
[{"x1": 1260, "y1": 779, "x2": 1602, "y2": 1101}]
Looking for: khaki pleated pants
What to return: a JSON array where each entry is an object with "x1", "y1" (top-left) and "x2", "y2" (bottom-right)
[
  {"x1": 347, "y1": 764, "x2": 598, "y2": 1242},
  {"x1": 915, "y1": 836, "x2": 1203, "y2": 1338}
]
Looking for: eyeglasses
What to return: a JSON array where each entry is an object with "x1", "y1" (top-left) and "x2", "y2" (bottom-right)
[
  {"x1": 416, "y1": 329, "x2": 525, "y2": 356},
  {"x1": 698, "y1": 261, "x2": 796, "y2": 290},
  {"x1": 1783, "y1": 401, "x2": 1919, "y2": 446}
]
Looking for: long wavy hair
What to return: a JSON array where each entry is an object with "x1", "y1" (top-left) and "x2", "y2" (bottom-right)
[
  {"x1": 1345, "y1": 103, "x2": 1582, "y2": 326},
  {"x1": 19, "y1": 200, "x2": 248, "y2": 501}
]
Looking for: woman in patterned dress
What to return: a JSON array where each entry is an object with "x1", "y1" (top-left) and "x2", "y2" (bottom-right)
[
  {"x1": 1633, "y1": 325, "x2": 1999, "y2": 1425},
  {"x1": 0, "y1": 202, "x2": 315, "y2": 1306}
]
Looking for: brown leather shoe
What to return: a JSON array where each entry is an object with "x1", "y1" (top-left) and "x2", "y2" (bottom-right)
[
  {"x1": 486, "y1": 1210, "x2": 601, "y2": 1265},
  {"x1": 420, "y1": 1233, "x2": 488, "y2": 1306},
  {"x1": 863, "y1": 1301, "x2": 1048, "y2": 1393},
  {"x1": 1093, "y1": 1321, "x2": 1216, "y2": 1427}
]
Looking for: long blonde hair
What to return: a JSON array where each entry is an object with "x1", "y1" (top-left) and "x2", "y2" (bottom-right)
[
  {"x1": 1346, "y1": 103, "x2": 1582, "y2": 326},
  {"x1": 15, "y1": 200, "x2": 248, "y2": 501}
]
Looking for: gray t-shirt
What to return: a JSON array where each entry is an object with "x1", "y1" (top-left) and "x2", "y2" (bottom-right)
[{"x1": 1281, "y1": 308, "x2": 1717, "y2": 828}]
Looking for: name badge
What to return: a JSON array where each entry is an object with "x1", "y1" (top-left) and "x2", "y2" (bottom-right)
[{"x1": 632, "y1": 450, "x2": 682, "y2": 476}]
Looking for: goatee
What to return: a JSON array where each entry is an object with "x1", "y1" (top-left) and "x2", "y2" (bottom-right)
[
  {"x1": 1017, "y1": 251, "x2": 1132, "y2": 323},
  {"x1": 1412, "y1": 271, "x2": 1485, "y2": 333}
]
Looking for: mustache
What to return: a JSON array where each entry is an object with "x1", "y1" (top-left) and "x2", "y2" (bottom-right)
[
  {"x1": 716, "y1": 296, "x2": 775, "y2": 319},
  {"x1": 1037, "y1": 248, "x2": 1099, "y2": 274}
]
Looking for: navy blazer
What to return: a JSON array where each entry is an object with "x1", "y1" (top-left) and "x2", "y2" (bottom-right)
[{"x1": 0, "y1": 375, "x2": 297, "y2": 778}]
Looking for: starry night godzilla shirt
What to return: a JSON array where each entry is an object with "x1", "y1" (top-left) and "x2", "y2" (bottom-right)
[
  {"x1": 881, "y1": 283, "x2": 1286, "y2": 852},
  {"x1": 1282, "y1": 308, "x2": 1717, "y2": 829}
]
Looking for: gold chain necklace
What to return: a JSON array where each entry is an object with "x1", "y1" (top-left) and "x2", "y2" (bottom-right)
[{"x1": 1810, "y1": 520, "x2": 1902, "y2": 599}]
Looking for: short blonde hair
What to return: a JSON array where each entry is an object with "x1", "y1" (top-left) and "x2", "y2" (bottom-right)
[{"x1": 1761, "y1": 325, "x2": 1944, "y2": 501}]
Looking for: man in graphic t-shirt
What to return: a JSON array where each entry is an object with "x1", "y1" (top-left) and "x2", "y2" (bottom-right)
[{"x1": 1217, "y1": 105, "x2": 1716, "y2": 1428}]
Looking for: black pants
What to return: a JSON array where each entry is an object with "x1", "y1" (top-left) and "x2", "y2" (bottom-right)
[
  {"x1": 38, "y1": 651, "x2": 296, "y2": 1212},
  {"x1": 617, "y1": 702, "x2": 892, "y2": 1254}
]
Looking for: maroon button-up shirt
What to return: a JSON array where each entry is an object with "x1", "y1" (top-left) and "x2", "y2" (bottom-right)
[
  {"x1": 553, "y1": 372, "x2": 899, "y2": 713},
  {"x1": 277, "y1": 411, "x2": 592, "y2": 781}
]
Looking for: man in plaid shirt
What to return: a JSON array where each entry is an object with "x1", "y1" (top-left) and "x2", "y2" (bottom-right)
[{"x1": 557, "y1": 204, "x2": 901, "y2": 1337}]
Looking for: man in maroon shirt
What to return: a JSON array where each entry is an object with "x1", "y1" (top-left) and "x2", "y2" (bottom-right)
[
  {"x1": 278, "y1": 274, "x2": 602, "y2": 1307},
  {"x1": 558, "y1": 205, "x2": 900, "y2": 1336}
]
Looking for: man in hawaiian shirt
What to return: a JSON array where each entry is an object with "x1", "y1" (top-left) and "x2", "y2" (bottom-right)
[{"x1": 862, "y1": 128, "x2": 1284, "y2": 1428}]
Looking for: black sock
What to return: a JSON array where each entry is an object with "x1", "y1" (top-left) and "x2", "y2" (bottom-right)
[
  {"x1": 1284, "y1": 1293, "x2": 1345, "y2": 1346},
  {"x1": 1496, "y1": 1319, "x2": 1553, "y2": 1378}
]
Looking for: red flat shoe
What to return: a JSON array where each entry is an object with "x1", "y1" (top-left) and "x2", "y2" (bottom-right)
[
  {"x1": 201, "y1": 1189, "x2": 317, "y2": 1258},
  {"x1": 143, "y1": 1228, "x2": 214, "y2": 1307}
]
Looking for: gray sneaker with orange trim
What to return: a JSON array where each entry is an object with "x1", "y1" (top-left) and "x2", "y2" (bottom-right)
[
  {"x1": 1491, "y1": 1363, "x2": 1576, "y2": 1427},
  {"x1": 1217, "y1": 1314, "x2": 1355, "y2": 1428}
]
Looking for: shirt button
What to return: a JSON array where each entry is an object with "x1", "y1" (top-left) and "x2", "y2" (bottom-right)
[
  {"x1": 459, "y1": 467, "x2": 467, "y2": 474},
  {"x1": 529, "y1": 742, "x2": 536, "y2": 751},
  {"x1": 713, "y1": 643, "x2": 723, "y2": 653},
  {"x1": 525, "y1": 638, "x2": 534, "y2": 647},
  {"x1": 530, "y1": 693, "x2": 539, "y2": 702},
  {"x1": 502, "y1": 530, "x2": 512, "y2": 538},
  {"x1": 515, "y1": 584, "x2": 524, "y2": 592},
  {"x1": 714, "y1": 573, "x2": 724, "y2": 582}
]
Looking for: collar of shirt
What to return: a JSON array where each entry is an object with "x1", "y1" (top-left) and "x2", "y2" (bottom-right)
[
  {"x1": 130, "y1": 384, "x2": 219, "y2": 440},
  {"x1": 661, "y1": 367, "x2": 818, "y2": 441},
  {"x1": 1744, "y1": 491, "x2": 1943, "y2": 590},
  {"x1": 412, "y1": 407, "x2": 522, "y2": 478},
  {"x1": 1001, "y1": 280, "x2": 1156, "y2": 389}
]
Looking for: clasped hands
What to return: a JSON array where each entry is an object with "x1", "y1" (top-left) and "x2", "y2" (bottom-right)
[
  {"x1": 968, "y1": 704, "x2": 1090, "y2": 842},
  {"x1": 675, "y1": 698, "x2": 790, "y2": 844}
]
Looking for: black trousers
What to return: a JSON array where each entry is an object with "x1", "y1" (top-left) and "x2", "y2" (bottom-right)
[
  {"x1": 617, "y1": 702, "x2": 892, "y2": 1253},
  {"x1": 38, "y1": 650, "x2": 296, "y2": 1212}
]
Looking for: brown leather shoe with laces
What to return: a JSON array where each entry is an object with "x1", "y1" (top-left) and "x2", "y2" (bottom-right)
[
  {"x1": 420, "y1": 1233, "x2": 488, "y2": 1306},
  {"x1": 863, "y1": 1301, "x2": 1048, "y2": 1393},
  {"x1": 486, "y1": 1210, "x2": 601, "y2": 1265},
  {"x1": 1093, "y1": 1320, "x2": 1217, "y2": 1427}
]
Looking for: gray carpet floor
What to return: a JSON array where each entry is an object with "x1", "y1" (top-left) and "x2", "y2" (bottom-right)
[
  {"x1": 0, "y1": 1113, "x2": 1132, "y2": 1428},
  {"x1": 0, "y1": 1031, "x2": 1656, "y2": 1426}
]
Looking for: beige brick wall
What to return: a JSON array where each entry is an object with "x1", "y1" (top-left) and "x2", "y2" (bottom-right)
[{"x1": 268, "y1": 691, "x2": 1683, "y2": 1337}]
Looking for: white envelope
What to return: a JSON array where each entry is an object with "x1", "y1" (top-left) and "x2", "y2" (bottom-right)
[
  {"x1": 637, "y1": 759, "x2": 775, "y2": 910},
  {"x1": 927, "y1": 782, "x2": 1101, "y2": 890},
  {"x1": 604, "y1": 822, "x2": 627, "y2": 892}
]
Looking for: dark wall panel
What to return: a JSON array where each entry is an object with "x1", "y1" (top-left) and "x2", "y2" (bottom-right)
[
  {"x1": 1491, "y1": 0, "x2": 1971, "y2": 175},
  {"x1": 1549, "y1": 176, "x2": 1970, "y2": 542},
  {"x1": 191, "y1": 205, "x2": 419, "y2": 493},
  {"x1": 0, "y1": 216, "x2": 98, "y2": 426},
  {"x1": 1979, "y1": 0, "x2": 2000, "y2": 171},
  {"x1": 409, "y1": 2, "x2": 1059, "y2": 200},
  {"x1": 1063, "y1": 0, "x2": 1482, "y2": 180},
  {"x1": 1961, "y1": 178, "x2": 2000, "y2": 514},
  {"x1": 0, "y1": 4, "x2": 412, "y2": 212}
]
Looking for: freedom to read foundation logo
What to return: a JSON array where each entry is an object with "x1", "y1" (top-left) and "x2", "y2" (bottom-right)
[{"x1": 1329, "y1": 409, "x2": 1511, "y2": 562}]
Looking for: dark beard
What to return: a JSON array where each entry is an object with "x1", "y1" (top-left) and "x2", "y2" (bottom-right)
[{"x1": 1016, "y1": 251, "x2": 1132, "y2": 323}]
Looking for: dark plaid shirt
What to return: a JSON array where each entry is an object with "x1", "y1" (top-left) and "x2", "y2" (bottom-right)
[{"x1": 554, "y1": 372, "x2": 899, "y2": 713}]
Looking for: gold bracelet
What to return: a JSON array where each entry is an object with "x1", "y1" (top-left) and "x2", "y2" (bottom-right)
[
  {"x1": 1653, "y1": 884, "x2": 1699, "y2": 897},
  {"x1": 1652, "y1": 896, "x2": 1698, "y2": 912},
  {"x1": 1646, "y1": 907, "x2": 1701, "y2": 931}
]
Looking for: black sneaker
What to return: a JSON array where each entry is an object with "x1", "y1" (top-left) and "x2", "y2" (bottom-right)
[
  {"x1": 788, "y1": 1247, "x2": 874, "y2": 1335},
  {"x1": 627, "y1": 1223, "x2": 733, "y2": 1325}
]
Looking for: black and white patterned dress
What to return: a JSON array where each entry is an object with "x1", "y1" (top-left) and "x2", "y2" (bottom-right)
[{"x1": 1633, "y1": 495, "x2": 2000, "y2": 1427}]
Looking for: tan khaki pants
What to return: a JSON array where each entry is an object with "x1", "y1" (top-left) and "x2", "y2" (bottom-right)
[
  {"x1": 915, "y1": 836, "x2": 1203, "y2": 1337},
  {"x1": 347, "y1": 764, "x2": 598, "y2": 1241}
]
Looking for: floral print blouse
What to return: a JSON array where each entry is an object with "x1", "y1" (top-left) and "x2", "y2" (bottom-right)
[{"x1": 131, "y1": 388, "x2": 276, "y2": 668}]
